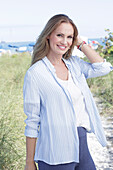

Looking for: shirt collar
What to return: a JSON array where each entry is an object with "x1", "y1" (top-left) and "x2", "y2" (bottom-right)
[
  {"x1": 42, "y1": 56, "x2": 56, "y2": 73},
  {"x1": 42, "y1": 56, "x2": 72, "y2": 72},
  {"x1": 62, "y1": 57, "x2": 71, "y2": 70}
]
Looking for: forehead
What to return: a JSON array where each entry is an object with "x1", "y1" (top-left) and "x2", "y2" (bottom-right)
[{"x1": 54, "y1": 22, "x2": 74, "y2": 35}]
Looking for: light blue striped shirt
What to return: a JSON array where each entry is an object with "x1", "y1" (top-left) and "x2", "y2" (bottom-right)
[{"x1": 23, "y1": 56, "x2": 113, "y2": 165}]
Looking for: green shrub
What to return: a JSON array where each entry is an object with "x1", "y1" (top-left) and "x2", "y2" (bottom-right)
[{"x1": 97, "y1": 29, "x2": 113, "y2": 58}]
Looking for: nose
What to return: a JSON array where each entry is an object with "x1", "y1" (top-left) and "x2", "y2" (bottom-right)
[{"x1": 61, "y1": 37, "x2": 67, "y2": 45}]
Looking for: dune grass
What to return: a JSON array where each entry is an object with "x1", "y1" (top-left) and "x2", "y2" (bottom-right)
[{"x1": 0, "y1": 52, "x2": 31, "y2": 169}]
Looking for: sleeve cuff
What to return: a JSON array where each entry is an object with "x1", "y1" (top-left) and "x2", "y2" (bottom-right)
[
  {"x1": 24, "y1": 127, "x2": 39, "y2": 138},
  {"x1": 92, "y1": 59, "x2": 113, "y2": 71}
]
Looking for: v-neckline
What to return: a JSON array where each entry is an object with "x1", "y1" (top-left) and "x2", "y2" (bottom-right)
[{"x1": 56, "y1": 70, "x2": 70, "y2": 82}]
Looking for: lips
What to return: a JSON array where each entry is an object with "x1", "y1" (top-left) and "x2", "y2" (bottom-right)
[{"x1": 57, "y1": 45, "x2": 67, "y2": 50}]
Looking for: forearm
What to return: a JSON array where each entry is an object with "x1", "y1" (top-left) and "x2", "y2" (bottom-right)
[
  {"x1": 76, "y1": 35, "x2": 104, "y2": 63},
  {"x1": 81, "y1": 44, "x2": 104, "y2": 63},
  {"x1": 26, "y1": 137, "x2": 37, "y2": 163}
]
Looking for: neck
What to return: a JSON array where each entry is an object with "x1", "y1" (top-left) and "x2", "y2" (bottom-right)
[{"x1": 47, "y1": 54, "x2": 63, "y2": 65}]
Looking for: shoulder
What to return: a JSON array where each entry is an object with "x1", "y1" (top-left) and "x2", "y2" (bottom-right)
[
  {"x1": 68, "y1": 55, "x2": 90, "y2": 68},
  {"x1": 28, "y1": 60, "x2": 44, "y2": 72},
  {"x1": 66, "y1": 55, "x2": 84, "y2": 67},
  {"x1": 25, "y1": 59, "x2": 45, "y2": 81},
  {"x1": 66, "y1": 55, "x2": 81, "y2": 64},
  {"x1": 69, "y1": 55, "x2": 83, "y2": 63},
  {"x1": 27, "y1": 59, "x2": 45, "y2": 75}
]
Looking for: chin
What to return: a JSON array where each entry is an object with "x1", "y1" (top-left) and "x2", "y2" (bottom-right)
[{"x1": 56, "y1": 50, "x2": 67, "y2": 56}]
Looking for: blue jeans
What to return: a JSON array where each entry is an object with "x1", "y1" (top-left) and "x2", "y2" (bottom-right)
[{"x1": 38, "y1": 127, "x2": 96, "y2": 170}]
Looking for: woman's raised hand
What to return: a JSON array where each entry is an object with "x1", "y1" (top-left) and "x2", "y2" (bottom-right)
[{"x1": 75, "y1": 35, "x2": 83, "y2": 46}]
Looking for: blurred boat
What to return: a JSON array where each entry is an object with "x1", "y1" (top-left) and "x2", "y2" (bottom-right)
[{"x1": 16, "y1": 46, "x2": 27, "y2": 52}]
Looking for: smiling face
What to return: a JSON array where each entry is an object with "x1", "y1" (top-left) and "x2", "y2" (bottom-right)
[{"x1": 47, "y1": 22, "x2": 74, "y2": 58}]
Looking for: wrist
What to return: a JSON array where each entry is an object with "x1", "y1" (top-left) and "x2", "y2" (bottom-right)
[
  {"x1": 26, "y1": 159, "x2": 35, "y2": 164},
  {"x1": 77, "y1": 41, "x2": 86, "y2": 51}
]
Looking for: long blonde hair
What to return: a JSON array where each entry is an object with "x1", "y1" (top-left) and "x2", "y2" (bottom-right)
[{"x1": 31, "y1": 14, "x2": 78, "y2": 66}]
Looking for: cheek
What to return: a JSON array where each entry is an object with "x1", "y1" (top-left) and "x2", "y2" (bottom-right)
[
  {"x1": 68, "y1": 40, "x2": 73, "y2": 46},
  {"x1": 50, "y1": 37, "x2": 58, "y2": 46},
  {"x1": 53, "y1": 36, "x2": 59, "y2": 43}
]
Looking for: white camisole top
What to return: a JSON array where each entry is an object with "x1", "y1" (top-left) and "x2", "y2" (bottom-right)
[{"x1": 57, "y1": 70, "x2": 91, "y2": 131}]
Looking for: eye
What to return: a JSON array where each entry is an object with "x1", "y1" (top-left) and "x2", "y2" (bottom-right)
[
  {"x1": 57, "y1": 34, "x2": 63, "y2": 37},
  {"x1": 68, "y1": 36, "x2": 73, "y2": 39}
]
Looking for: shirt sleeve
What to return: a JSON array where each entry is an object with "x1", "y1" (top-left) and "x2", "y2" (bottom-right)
[
  {"x1": 23, "y1": 70, "x2": 41, "y2": 138},
  {"x1": 73, "y1": 56, "x2": 113, "y2": 79}
]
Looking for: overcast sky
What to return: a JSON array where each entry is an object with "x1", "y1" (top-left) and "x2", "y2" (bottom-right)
[{"x1": 0, "y1": 0, "x2": 113, "y2": 42}]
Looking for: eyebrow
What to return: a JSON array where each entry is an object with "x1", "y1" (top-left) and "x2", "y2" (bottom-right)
[{"x1": 56, "y1": 32, "x2": 74, "y2": 36}]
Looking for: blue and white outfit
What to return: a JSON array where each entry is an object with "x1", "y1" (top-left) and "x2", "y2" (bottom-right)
[{"x1": 23, "y1": 55, "x2": 113, "y2": 165}]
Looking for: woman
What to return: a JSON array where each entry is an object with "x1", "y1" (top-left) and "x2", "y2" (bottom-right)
[{"x1": 23, "y1": 14, "x2": 113, "y2": 170}]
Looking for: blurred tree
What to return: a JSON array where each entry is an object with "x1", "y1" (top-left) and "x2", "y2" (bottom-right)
[{"x1": 97, "y1": 29, "x2": 113, "y2": 58}]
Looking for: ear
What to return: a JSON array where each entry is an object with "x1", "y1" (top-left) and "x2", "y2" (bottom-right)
[{"x1": 47, "y1": 35, "x2": 49, "y2": 40}]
